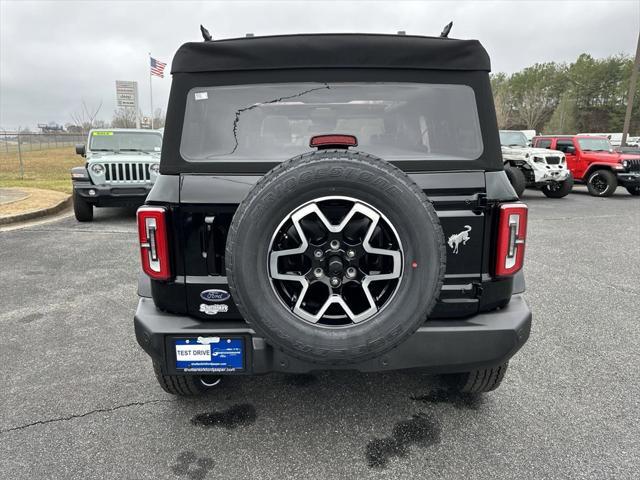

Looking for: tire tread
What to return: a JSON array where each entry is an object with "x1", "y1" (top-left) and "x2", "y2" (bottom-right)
[
  {"x1": 456, "y1": 363, "x2": 508, "y2": 393},
  {"x1": 153, "y1": 361, "x2": 205, "y2": 396}
]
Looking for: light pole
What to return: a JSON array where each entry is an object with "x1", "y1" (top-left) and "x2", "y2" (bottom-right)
[{"x1": 621, "y1": 31, "x2": 640, "y2": 147}]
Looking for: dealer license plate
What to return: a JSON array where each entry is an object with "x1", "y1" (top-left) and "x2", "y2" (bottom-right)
[{"x1": 174, "y1": 337, "x2": 244, "y2": 373}]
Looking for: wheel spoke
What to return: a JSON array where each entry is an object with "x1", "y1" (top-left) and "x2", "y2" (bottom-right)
[
  {"x1": 362, "y1": 215, "x2": 402, "y2": 280},
  {"x1": 269, "y1": 207, "x2": 309, "y2": 280},
  {"x1": 269, "y1": 197, "x2": 403, "y2": 326},
  {"x1": 291, "y1": 280, "x2": 319, "y2": 323},
  {"x1": 293, "y1": 293, "x2": 377, "y2": 324}
]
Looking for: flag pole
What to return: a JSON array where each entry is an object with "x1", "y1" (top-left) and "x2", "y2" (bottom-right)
[{"x1": 149, "y1": 52, "x2": 154, "y2": 129}]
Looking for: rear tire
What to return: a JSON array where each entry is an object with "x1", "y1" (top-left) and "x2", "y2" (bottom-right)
[
  {"x1": 541, "y1": 173, "x2": 574, "y2": 198},
  {"x1": 73, "y1": 189, "x2": 93, "y2": 222},
  {"x1": 586, "y1": 169, "x2": 617, "y2": 197},
  {"x1": 447, "y1": 363, "x2": 509, "y2": 393},
  {"x1": 152, "y1": 361, "x2": 221, "y2": 396},
  {"x1": 625, "y1": 185, "x2": 640, "y2": 196},
  {"x1": 505, "y1": 165, "x2": 526, "y2": 198}
]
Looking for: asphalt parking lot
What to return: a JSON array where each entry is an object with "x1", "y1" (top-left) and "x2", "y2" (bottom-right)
[{"x1": 1, "y1": 185, "x2": 638, "y2": 479}]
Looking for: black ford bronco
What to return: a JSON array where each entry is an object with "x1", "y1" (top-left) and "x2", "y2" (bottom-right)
[{"x1": 134, "y1": 32, "x2": 532, "y2": 396}]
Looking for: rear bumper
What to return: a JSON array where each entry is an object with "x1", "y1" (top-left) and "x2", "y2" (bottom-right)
[
  {"x1": 134, "y1": 294, "x2": 532, "y2": 375},
  {"x1": 73, "y1": 181, "x2": 152, "y2": 207}
]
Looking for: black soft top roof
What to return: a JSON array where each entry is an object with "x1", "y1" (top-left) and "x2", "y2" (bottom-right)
[{"x1": 171, "y1": 33, "x2": 491, "y2": 74}]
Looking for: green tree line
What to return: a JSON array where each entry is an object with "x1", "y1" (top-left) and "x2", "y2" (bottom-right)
[{"x1": 492, "y1": 53, "x2": 640, "y2": 134}]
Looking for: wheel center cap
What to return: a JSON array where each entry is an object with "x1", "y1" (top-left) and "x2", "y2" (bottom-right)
[{"x1": 328, "y1": 255, "x2": 344, "y2": 276}]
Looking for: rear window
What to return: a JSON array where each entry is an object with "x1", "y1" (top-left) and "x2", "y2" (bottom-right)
[{"x1": 180, "y1": 83, "x2": 483, "y2": 162}]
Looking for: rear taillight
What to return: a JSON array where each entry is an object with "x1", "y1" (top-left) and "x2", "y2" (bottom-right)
[
  {"x1": 495, "y1": 203, "x2": 528, "y2": 277},
  {"x1": 137, "y1": 206, "x2": 171, "y2": 280}
]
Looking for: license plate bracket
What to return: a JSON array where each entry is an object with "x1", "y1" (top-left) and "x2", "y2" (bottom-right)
[{"x1": 171, "y1": 336, "x2": 246, "y2": 373}]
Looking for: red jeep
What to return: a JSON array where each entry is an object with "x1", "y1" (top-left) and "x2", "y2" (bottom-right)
[{"x1": 532, "y1": 135, "x2": 640, "y2": 197}]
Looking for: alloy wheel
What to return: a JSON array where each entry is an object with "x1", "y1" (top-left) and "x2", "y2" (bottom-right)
[{"x1": 268, "y1": 196, "x2": 403, "y2": 326}]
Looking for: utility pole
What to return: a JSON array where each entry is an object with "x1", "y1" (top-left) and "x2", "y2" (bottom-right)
[{"x1": 621, "y1": 31, "x2": 640, "y2": 147}]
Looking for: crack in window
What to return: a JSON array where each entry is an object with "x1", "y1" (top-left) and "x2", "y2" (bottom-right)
[{"x1": 221, "y1": 84, "x2": 331, "y2": 156}]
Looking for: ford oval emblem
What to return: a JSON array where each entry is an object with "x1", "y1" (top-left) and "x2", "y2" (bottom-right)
[{"x1": 200, "y1": 289, "x2": 231, "y2": 302}]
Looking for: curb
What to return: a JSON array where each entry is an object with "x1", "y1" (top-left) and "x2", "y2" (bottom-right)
[{"x1": 0, "y1": 195, "x2": 72, "y2": 226}]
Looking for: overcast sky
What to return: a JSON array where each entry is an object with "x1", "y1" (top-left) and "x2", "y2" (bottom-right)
[{"x1": 1, "y1": 0, "x2": 638, "y2": 130}]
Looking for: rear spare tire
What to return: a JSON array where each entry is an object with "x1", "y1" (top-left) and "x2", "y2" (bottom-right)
[{"x1": 226, "y1": 150, "x2": 446, "y2": 365}]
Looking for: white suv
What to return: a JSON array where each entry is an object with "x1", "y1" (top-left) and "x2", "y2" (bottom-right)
[
  {"x1": 71, "y1": 129, "x2": 162, "y2": 221},
  {"x1": 500, "y1": 130, "x2": 573, "y2": 198}
]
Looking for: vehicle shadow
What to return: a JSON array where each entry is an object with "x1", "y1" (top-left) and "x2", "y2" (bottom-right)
[
  {"x1": 93, "y1": 206, "x2": 138, "y2": 220},
  {"x1": 181, "y1": 369, "x2": 484, "y2": 411},
  {"x1": 520, "y1": 184, "x2": 634, "y2": 200},
  {"x1": 65, "y1": 206, "x2": 138, "y2": 229},
  {"x1": 566, "y1": 188, "x2": 634, "y2": 198}
]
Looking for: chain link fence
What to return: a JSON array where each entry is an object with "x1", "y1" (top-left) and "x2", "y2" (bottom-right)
[{"x1": 0, "y1": 131, "x2": 86, "y2": 180}]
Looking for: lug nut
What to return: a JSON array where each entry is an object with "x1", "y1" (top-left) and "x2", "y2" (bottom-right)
[
  {"x1": 346, "y1": 249, "x2": 355, "y2": 258},
  {"x1": 314, "y1": 249, "x2": 323, "y2": 258},
  {"x1": 346, "y1": 267, "x2": 357, "y2": 279},
  {"x1": 313, "y1": 267, "x2": 323, "y2": 278},
  {"x1": 330, "y1": 239, "x2": 340, "y2": 250},
  {"x1": 330, "y1": 277, "x2": 341, "y2": 287}
]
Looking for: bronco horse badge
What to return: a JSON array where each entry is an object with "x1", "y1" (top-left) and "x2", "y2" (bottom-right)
[{"x1": 448, "y1": 225, "x2": 472, "y2": 254}]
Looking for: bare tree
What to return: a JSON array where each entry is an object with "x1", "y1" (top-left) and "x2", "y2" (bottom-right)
[
  {"x1": 70, "y1": 99, "x2": 103, "y2": 131},
  {"x1": 494, "y1": 89, "x2": 514, "y2": 129},
  {"x1": 111, "y1": 108, "x2": 138, "y2": 128},
  {"x1": 152, "y1": 108, "x2": 166, "y2": 129},
  {"x1": 491, "y1": 73, "x2": 515, "y2": 129}
]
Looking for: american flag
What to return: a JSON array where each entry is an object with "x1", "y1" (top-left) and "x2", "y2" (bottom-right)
[{"x1": 150, "y1": 57, "x2": 167, "y2": 78}]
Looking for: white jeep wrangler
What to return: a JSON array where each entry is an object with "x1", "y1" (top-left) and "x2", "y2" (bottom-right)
[
  {"x1": 500, "y1": 130, "x2": 573, "y2": 198},
  {"x1": 71, "y1": 129, "x2": 162, "y2": 221}
]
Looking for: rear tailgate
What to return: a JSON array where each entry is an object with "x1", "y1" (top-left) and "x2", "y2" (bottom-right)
[{"x1": 177, "y1": 171, "x2": 489, "y2": 320}]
